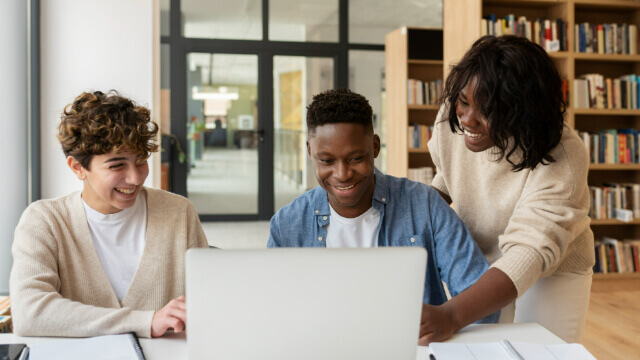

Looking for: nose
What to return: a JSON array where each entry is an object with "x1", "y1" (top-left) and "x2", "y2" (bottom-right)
[
  {"x1": 333, "y1": 161, "x2": 352, "y2": 182},
  {"x1": 126, "y1": 164, "x2": 143, "y2": 185},
  {"x1": 458, "y1": 109, "x2": 482, "y2": 130}
]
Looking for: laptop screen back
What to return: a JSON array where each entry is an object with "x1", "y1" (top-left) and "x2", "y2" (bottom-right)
[{"x1": 186, "y1": 247, "x2": 426, "y2": 360}]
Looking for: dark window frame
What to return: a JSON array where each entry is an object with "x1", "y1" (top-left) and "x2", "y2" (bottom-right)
[{"x1": 166, "y1": 0, "x2": 385, "y2": 221}]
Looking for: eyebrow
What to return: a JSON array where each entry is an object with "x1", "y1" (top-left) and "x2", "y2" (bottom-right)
[
  {"x1": 103, "y1": 157, "x2": 128, "y2": 164},
  {"x1": 316, "y1": 150, "x2": 365, "y2": 157},
  {"x1": 459, "y1": 91, "x2": 468, "y2": 100}
]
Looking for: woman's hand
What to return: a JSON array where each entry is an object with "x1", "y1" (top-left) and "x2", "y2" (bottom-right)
[
  {"x1": 151, "y1": 296, "x2": 187, "y2": 338},
  {"x1": 418, "y1": 303, "x2": 459, "y2": 345}
]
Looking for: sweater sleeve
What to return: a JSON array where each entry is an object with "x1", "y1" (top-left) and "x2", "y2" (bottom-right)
[
  {"x1": 10, "y1": 207, "x2": 155, "y2": 338},
  {"x1": 427, "y1": 106, "x2": 450, "y2": 197},
  {"x1": 186, "y1": 201, "x2": 209, "y2": 249},
  {"x1": 490, "y1": 141, "x2": 592, "y2": 296}
]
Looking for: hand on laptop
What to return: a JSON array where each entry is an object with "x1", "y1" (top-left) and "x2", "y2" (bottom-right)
[
  {"x1": 418, "y1": 303, "x2": 458, "y2": 345},
  {"x1": 151, "y1": 295, "x2": 187, "y2": 338}
]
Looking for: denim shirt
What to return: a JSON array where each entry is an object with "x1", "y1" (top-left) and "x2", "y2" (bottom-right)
[{"x1": 268, "y1": 171, "x2": 499, "y2": 323}]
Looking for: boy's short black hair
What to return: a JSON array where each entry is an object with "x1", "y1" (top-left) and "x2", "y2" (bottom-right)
[
  {"x1": 306, "y1": 88, "x2": 373, "y2": 136},
  {"x1": 440, "y1": 35, "x2": 565, "y2": 171}
]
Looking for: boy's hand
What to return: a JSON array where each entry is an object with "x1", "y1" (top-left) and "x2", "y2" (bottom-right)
[
  {"x1": 151, "y1": 296, "x2": 187, "y2": 338},
  {"x1": 418, "y1": 303, "x2": 458, "y2": 345}
]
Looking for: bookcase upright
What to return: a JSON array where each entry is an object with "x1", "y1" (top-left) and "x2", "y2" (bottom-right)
[{"x1": 385, "y1": 27, "x2": 443, "y2": 178}]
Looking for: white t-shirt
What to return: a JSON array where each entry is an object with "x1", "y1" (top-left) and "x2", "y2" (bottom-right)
[
  {"x1": 82, "y1": 192, "x2": 147, "y2": 302},
  {"x1": 326, "y1": 205, "x2": 381, "y2": 248}
]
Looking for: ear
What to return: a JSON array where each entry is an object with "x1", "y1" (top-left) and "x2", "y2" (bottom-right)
[
  {"x1": 372, "y1": 134, "x2": 381, "y2": 158},
  {"x1": 306, "y1": 140, "x2": 311, "y2": 157},
  {"x1": 67, "y1": 156, "x2": 87, "y2": 181}
]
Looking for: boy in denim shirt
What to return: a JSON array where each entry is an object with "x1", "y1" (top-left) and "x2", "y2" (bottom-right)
[{"x1": 269, "y1": 89, "x2": 512, "y2": 344}]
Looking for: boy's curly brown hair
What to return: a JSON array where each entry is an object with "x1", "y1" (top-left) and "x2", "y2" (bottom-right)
[{"x1": 57, "y1": 90, "x2": 159, "y2": 169}]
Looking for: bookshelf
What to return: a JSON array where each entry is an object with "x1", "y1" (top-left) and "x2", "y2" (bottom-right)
[
  {"x1": 385, "y1": 27, "x2": 443, "y2": 179},
  {"x1": 441, "y1": 0, "x2": 640, "y2": 279}
]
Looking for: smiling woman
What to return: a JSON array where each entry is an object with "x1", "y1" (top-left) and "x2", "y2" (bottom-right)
[
  {"x1": 428, "y1": 35, "x2": 594, "y2": 343},
  {"x1": 10, "y1": 90, "x2": 209, "y2": 339}
]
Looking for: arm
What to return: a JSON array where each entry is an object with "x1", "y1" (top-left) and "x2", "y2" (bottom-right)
[
  {"x1": 10, "y1": 214, "x2": 155, "y2": 337},
  {"x1": 418, "y1": 189, "x2": 512, "y2": 343},
  {"x1": 419, "y1": 268, "x2": 516, "y2": 344},
  {"x1": 266, "y1": 212, "x2": 281, "y2": 248},
  {"x1": 186, "y1": 201, "x2": 209, "y2": 249},
  {"x1": 427, "y1": 111, "x2": 452, "y2": 205}
]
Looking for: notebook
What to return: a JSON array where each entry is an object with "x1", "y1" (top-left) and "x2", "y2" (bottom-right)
[
  {"x1": 429, "y1": 340, "x2": 597, "y2": 360},
  {"x1": 186, "y1": 247, "x2": 427, "y2": 360},
  {"x1": 0, "y1": 344, "x2": 28, "y2": 360},
  {"x1": 28, "y1": 333, "x2": 145, "y2": 360}
]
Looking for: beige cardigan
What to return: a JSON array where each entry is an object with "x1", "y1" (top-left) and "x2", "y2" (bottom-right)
[
  {"x1": 428, "y1": 110, "x2": 595, "y2": 296},
  {"x1": 10, "y1": 187, "x2": 208, "y2": 338}
]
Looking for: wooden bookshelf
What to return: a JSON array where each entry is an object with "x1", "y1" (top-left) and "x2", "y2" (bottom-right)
[
  {"x1": 442, "y1": 0, "x2": 640, "y2": 280},
  {"x1": 385, "y1": 27, "x2": 443, "y2": 178}
]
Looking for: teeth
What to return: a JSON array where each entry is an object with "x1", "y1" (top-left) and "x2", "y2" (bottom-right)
[
  {"x1": 463, "y1": 129, "x2": 485, "y2": 140},
  {"x1": 116, "y1": 187, "x2": 135, "y2": 194},
  {"x1": 336, "y1": 184, "x2": 355, "y2": 190}
]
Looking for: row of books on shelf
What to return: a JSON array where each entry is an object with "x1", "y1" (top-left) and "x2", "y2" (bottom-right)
[
  {"x1": 480, "y1": 15, "x2": 567, "y2": 52},
  {"x1": 573, "y1": 74, "x2": 640, "y2": 110},
  {"x1": 408, "y1": 167, "x2": 434, "y2": 186},
  {"x1": 594, "y1": 238, "x2": 640, "y2": 274},
  {"x1": 575, "y1": 22, "x2": 637, "y2": 55},
  {"x1": 407, "y1": 79, "x2": 442, "y2": 105},
  {"x1": 0, "y1": 296, "x2": 10, "y2": 333},
  {"x1": 578, "y1": 129, "x2": 640, "y2": 164},
  {"x1": 588, "y1": 183, "x2": 640, "y2": 220},
  {"x1": 407, "y1": 124, "x2": 433, "y2": 149}
]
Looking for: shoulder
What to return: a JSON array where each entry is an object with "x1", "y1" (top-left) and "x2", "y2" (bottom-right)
[
  {"x1": 541, "y1": 127, "x2": 589, "y2": 180},
  {"x1": 145, "y1": 187, "x2": 193, "y2": 210},
  {"x1": 381, "y1": 174, "x2": 440, "y2": 209},
  {"x1": 18, "y1": 192, "x2": 81, "y2": 227}
]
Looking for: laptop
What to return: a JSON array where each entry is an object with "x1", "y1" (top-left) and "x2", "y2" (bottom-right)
[{"x1": 186, "y1": 247, "x2": 427, "y2": 360}]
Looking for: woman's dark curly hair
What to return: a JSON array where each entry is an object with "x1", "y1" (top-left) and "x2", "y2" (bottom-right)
[
  {"x1": 57, "y1": 90, "x2": 159, "y2": 169},
  {"x1": 307, "y1": 88, "x2": 373, "y2": 136},
  {"x1": 440, "y1": 35, "x2": 565, "y2": 171}
]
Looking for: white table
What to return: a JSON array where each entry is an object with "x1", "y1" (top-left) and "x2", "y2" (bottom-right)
[{"x1": 0, "y1": 323, "x2": 564, "y2": 360}]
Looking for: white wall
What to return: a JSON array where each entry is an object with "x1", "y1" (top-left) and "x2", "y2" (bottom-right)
[
  {"x1": 40, "y1": 0, "x2": 157, "y2": 199},
  {"x1": 0, "y1": 0, "x2": 28, "y2": 294}
]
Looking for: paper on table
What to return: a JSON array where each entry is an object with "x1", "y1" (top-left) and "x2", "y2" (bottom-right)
[
  {"x1": 28, "y1": 333, "x2": 144, "y2": 360},
  {"x1": 429, "y1": 341, "x2": 596, "y2": 360}
]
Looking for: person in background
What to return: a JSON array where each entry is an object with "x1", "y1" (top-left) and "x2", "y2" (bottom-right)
[
  {"x1": 429, "y1": 35, "x2": 594, "y2": 343},
  {"x1": 10, "y1": 91, "x2": 209, "y2": 338},
  {"x1": 269, "y1": 88, "x2": 510, "y2": 345}
]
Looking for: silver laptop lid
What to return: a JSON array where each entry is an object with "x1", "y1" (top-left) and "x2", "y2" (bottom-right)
[{"x1": 186, "y1": 247, "x2": 426, "y2": 360}]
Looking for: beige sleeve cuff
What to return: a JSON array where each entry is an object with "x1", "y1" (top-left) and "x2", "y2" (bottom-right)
[
  {"x1": 131, "y1": 310, "x2": 156, "y2": 338},
  {"x1": 490, "y1": 245, "x2": 544, "y2": 297}
]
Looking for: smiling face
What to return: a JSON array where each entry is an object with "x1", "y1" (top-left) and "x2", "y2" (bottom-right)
[
  {"x1": 307, "y1": 123, "x2": 380, "y2": 218},
  {"x1": 68, "y1": 152, "x2": 148, "y2": 214},
  {"x1": 456, "y1": 76, "x2": 494, "y2": 152}
]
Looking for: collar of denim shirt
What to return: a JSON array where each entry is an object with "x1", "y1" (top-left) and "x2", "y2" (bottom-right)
[{"x1": 310, "y1": 168, "x2": 389, "y2": 225}]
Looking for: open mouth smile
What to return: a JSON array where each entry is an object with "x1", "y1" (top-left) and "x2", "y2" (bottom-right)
[
  {"x1": 463, "y1": 128, "x2": 486, "y2": 140},
  {"x1": 115, "y1": 187, "x2": 136, "y2": 195},
  {"x1": 335, "y1": 184, "x2": 356, "y2": 190}
]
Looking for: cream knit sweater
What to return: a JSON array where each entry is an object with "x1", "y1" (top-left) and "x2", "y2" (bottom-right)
[
  {"x1": 428, "y1": 110, "x2": 595, "y2": 296},
  {"x1": 10, "y1": 187, "x2": 208, "y2": 338}
]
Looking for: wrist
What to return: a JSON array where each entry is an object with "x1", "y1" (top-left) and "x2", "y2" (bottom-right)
[{"x1": 441, "y1": 301, "x2": 465, "y2": 331}]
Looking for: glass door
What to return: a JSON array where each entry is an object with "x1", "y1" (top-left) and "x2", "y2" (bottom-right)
[
  {"x1": 185, "y1": 53, "x2": 260, "y2": 215},
  {"x1": 273, "y1": 56, "x2": 334, "y2": 211}
]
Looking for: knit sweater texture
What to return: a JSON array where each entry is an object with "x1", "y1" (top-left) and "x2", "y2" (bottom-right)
[
  {"x1": 428, "y1": 110, "x2": 595, "y2": 296},
  {"x1": 10, "y1": 187, "x2": 208, "y2": 338}
]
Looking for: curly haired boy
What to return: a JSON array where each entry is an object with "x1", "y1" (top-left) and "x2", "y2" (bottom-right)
[{"x1": 10, "y1": 91, "x2": 208, "y2": 338}]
